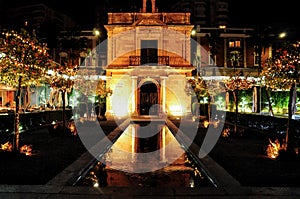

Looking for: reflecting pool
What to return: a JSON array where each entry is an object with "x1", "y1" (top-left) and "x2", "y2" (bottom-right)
[{"x1": 76, "y1": 121, "x2": 213, "y2": 187}]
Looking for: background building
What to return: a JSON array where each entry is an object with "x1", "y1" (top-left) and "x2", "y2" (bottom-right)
[
  {"x1": 171, "y1": 0, "x2": 229, "y2": 28},
  {"x1": 2, "y1": 3, "x2": 76, "y2": 31}
]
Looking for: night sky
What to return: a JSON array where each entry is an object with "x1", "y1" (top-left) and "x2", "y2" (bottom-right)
[
  {"x1": 228, "y1": 0, "x2": 298, "y2": 27},
  {"x1": 0, "y1": 0, "x2": 299, "y2": 31}
]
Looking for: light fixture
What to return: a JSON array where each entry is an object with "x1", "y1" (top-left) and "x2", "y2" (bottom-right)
[
  {"x1": 191, "y1": 29, "x2": 196, "y2": 36},
  {"x1": 93, "y1": 29, "x2": 100, "y2": 37},
  {"x1": 278, "y1": 32, "x2": 287, "y2": 39}
]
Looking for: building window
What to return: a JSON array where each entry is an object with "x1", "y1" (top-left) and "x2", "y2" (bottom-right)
[
  {"x1": 228, "y1": 39, "x2": 241, "y2": 48},
  {"x1": 229, "y1": 40, "x2": 235, "y2": 48},
  {"x1": 235, "y1": 40, "x2": 241, "y2": 48}
]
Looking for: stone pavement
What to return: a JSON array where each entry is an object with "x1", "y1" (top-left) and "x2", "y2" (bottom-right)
[
  {"x1": 1, "y1": 117, "x2": 300, "y2": 198},
  {"x1": 1, "y1": 183, "x2": 300, "y2": 198}
]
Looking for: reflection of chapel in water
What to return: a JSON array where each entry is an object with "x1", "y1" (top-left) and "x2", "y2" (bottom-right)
[{"x1": 105, "y1": 0, "x2": 194, "y2": 117}]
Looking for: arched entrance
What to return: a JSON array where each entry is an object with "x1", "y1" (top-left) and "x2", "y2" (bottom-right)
[{"x1": 139, "y1": 81, "x2": 158, "y2": 115}]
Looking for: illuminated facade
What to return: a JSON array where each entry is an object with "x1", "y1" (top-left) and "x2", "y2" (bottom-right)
[{"x1": 104, "y1": 0, "x2": 194, "y2": 117}]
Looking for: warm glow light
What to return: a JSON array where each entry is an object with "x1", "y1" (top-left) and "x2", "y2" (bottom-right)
[
  {"x1": 221, "y1": 128, "x2": 230, "y2": 137},
  {"x1": 266, "y1": 138, "x2": 282, "y2": 159},
  {"x1": 1, "y1": 141, "x2": 12, "y2": 151},
  {"x1": 47, "y1": 69, "x2": 54, "y2": 75},
  {"x1": 93, "y1": 29, "x2": 100, "y2": 37},
  {"x1": 169, "y1": 105, "x2": 184, "y2": 116},
  {"x1": 203, "y1": 120, "x2": 210, "y2": 128},
  {"x1": 279, "y1": 32, "x2": 287, "y2": 38},
  {"x1": 20, "y1": 145, "x2": 32, "y2": 156},
  {"x1": 111, "y1": 102, "x2": 130, "y2": 117},
  {"x1": 69, "y1": 123, "x2": 77, "y2": 135},
  {"x1": 191, "y1": 29, "x2": 196, "y2": 36}
]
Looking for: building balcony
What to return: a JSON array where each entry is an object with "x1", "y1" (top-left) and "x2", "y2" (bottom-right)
[{"x1": 129, "y1": 56, "x2": 169, "y2": 66}]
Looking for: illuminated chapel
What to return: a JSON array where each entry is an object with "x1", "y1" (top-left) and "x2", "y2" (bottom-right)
[{"x1": 104, "y1": 0, "x2": 195, "y2": 117}]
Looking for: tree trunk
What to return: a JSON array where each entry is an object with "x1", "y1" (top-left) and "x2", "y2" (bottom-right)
[
  {"x1": 207, "y1": 96, "x2": 211, "y2": 122},
  {"x1": 85, "y1": 95, "x2": 89, "y2": 120},
  {"x1": 233, "y1": 90, "x2": 238, "y2": 133},
  {"x1": 62, "y1": 90, "x2": 66, "y2": 129},
  {"x1": 265, "y1": 88, "x2": 274, "y2": 117},
  {"x1": 285, "y1": 83, "x2": 295, "y2": 151},
  {"x1": 252, "y1": 86, "x2": 261, "y2": 113},
  {"x1": 13, "y1": 76, "x2": 22, "y2": 152}
]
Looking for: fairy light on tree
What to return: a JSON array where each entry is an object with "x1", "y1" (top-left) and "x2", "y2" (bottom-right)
[
  {"x1": 73, "y1": 69, "x2": 112, "y2": 121},
  {"x1": 223, "y1": 73, "x2": 255, "y2": 133},
  {"x1": 185, "y1": 76, "x2": 208, "y2": 100},
  {"x1": 73, "y1": 69, "x2": 98, "y2": 120},
  {"x1": 185, "y1": 75, "x2": 225, "y2": 122},
  {"x1": 95, "y1": 78, "x2": 112, "y2": 120},
  {"x1": 0, "y1": 29, "x2": 51, "y2": 151},
  {"x1": 48, "y1": 64, "x2": 77, "y2": 128},
  {"x1": 260, "y1": 41, "x2": 300, "y2": 152},
  {"x1": 185, "y1": 76, "x2": 207, "y2": 120},
  {"x1": 205, "y1": 79, "x2": 226, "y2": 101}
]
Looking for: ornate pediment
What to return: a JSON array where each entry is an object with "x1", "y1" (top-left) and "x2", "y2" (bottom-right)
[{"x1": 133, "y1": 18, "x2": 166, "y2": 26}]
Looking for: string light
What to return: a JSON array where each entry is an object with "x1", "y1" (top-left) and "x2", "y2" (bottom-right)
[
  {"x1": 0, "y1": 29, "x2": 51, "y2": 87},
  {"x1": 261, "y1": 41, "x2": 300, "y2": 90},
  {"x1": 223, "y1": 73, "x2": 256, "y2": 91}
]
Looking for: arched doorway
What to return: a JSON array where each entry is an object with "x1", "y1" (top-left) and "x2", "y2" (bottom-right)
[{"x1": 139, "y1": 81, "x2": 158, "y2": 115}]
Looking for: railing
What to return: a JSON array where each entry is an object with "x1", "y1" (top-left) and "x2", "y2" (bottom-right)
[{"x1": 129, "y1": 56, "x2": 169, "y2": 66}]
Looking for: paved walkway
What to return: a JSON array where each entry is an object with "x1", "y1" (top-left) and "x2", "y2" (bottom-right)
[{"x1": 1, "y1": 117, "x2": 300, "y2": 198}]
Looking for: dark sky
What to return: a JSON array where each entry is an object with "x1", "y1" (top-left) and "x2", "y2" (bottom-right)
[
  {"x1": 228, "y1": 0, "x2": 298, "y2": 27},
  {"x1": 1, "y1": 0, "x2": 299, "y2": 30}
]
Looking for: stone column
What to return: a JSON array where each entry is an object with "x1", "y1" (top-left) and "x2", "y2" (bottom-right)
[
  {"x1": 160, "y1": 76, "x2": 167, "y2": 113},
  {"x1": 131, "y1": 125, "x2": 136, "y2": 162},
  {"x1": 106, "y1": 75, "x2": 112, "y2": 116},
  {"x1": 151, "y1": 0, "x2": 156, "y2": 12},
  {"x1": 160, "y1": 126, "x2": 166, "y2": 162},
  {"x1": 131, "y1": 76, "x2": 138, "y2": 115},
  {"x1": 142, "y1": 0, "x2": 146, "y2": 12}
]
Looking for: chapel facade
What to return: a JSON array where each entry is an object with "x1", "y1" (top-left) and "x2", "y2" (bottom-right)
[{"x1": 104, "y1": 0, "x2": 195, "y2": 117}]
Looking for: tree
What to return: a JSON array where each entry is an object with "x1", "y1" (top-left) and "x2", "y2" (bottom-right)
[
  {"x1": 0, "y1": 29, "x2": 51, "y2": 151},
  {"x1": 251, "y1": 26, "x2": 275, "y2": 114},
  {"x1": 185, "y1": 76, "x2": 207, "y2": 121},
  {"x1": 223, "y1": 73, "x2": 255, "y2": 133},
  {"x1": 73, "y1": 69, "x2": 98, "y2": 120},
  {"x1": 95, "y1": 79, "x2": 112, "y2": 120},
  {"x1": 260, "y1": 41, "x2": 300, "y2": 151},
  {"x1": 73, "y1": 69, "x2": 112, "y2": 121},
  {"x1": 185, "y1": 76, "x2": 225, "y2": 122},
  {"x1": 48, "y1": 65, "x2": 77, "y2": 128}
]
